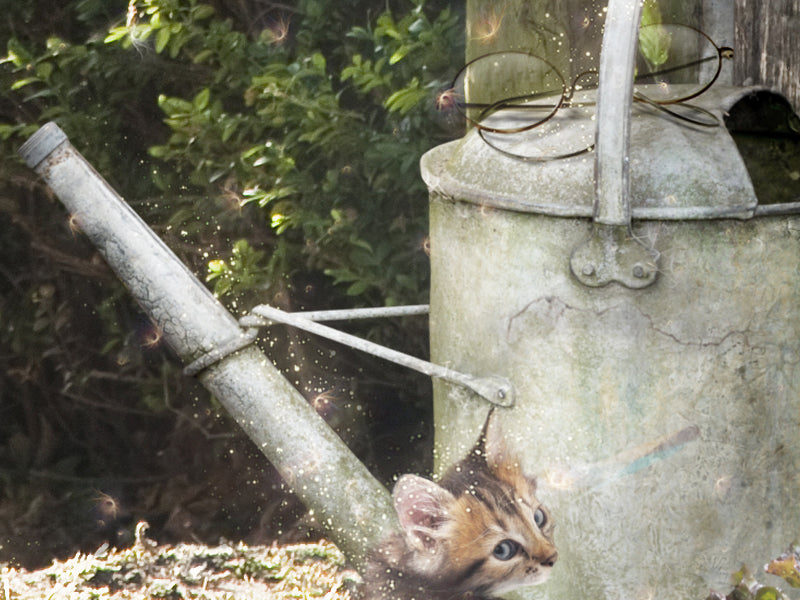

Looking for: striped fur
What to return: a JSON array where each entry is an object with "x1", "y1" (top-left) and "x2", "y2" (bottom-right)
[{"x1": 364, "y1": 411, "x2": 557, "y2": 600}]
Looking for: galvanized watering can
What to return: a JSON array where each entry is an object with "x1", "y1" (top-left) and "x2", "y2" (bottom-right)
[{"x1": 422, "y1": 0, "x2": 800, "y2": 598}]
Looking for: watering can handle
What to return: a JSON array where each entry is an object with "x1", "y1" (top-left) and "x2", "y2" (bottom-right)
[
  {"x1": 570, "y1": 0, "x2": 659, "y2": 289},
  {"x1": 594, "y1": 0, "x2": 641, "y2": 226}
]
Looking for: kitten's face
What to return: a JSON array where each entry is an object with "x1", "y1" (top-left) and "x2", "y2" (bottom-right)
[
  {"x1": 445, "y1": 471, "x2": 556, "y2": 594},
  {"x1": 392, "y1": 411, "x2": 557, "y2": 596}
]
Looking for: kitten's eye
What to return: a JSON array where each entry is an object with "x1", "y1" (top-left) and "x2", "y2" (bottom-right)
[
  {"x1": 534, "y1": 508, "x2": 547, "y2": 528},
  {"x1": 492, "y1": 539, "x2": 520, "y2": 561}
]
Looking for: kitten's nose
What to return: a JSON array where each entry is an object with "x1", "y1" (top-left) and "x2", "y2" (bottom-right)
[{"x1": 542, "y1": 552, "x2": 558, "y2": 567}]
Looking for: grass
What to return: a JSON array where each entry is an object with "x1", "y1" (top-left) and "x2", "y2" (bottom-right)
[{"x1": 0, "y1": 522, "x2": 360, "y2": 600}]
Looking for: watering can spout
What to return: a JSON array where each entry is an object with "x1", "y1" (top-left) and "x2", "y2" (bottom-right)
[{"x1": 18, "y1": 122, "x2": 399, "y2": 569}]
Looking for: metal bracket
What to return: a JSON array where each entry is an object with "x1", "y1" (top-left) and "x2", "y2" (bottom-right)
[
  {"x1": 239, "y1": 304, "x2": 514, "y2": 407},
  {"x1": 570, "y1": 225, "x2": 658, "y2": 288},
  {"x1": 570, "y1": 0, "x2": 658, "y2": 290}
]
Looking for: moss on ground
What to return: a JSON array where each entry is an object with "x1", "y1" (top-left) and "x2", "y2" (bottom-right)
[{"x1": 0, "y1": 522, "x2": 360, "y2": 600}]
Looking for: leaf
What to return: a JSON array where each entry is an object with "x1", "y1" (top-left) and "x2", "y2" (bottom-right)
[
  {"x1": 766, "y1": 552, "x2": 800, "y2": 588},
  {"x1": 148, "y1": 145, "x2": 169, "y2": 158},
  {"x1": 208, "y1": 168, "x2": 228, "y2": 183},
  {"x1": 346, "y1": 280, "x2": 371, "y2": 296},
  {"x1": 35, "y1": 62, "x2": 53, "y2": 79},
  {"x1": 407, "y1": 17, "x2": 427, "y2": 35},
  {"x1": 389, "y1": 45, "x2": 410, "y2": 65},
  {"x1": 324, "y1": 268, "x2": 358, "y2": 285},
  {"x1": 638, "y1": 24, "x2": 671, "y2": 67},
  {"x1": 193, "y1": 49, "x2": 214, "y2": 63},
  {"x1": 346, "y1": 27, "x2": 372, "y2": 41},
  {"x1": 167, "y1": 26, "x2": 186, "y2": 58},
  {"x1": 104, "y1": 27, "x2": 130, "y2": 44},
  {"x1": 0, "y1": 123, "x2": 23, "y2": 140},
  {"x1": 192, "y1": 4, "x2": 215, "y2": 20},
  {"x1": 155, "y1": 26, "x2": 171, "y2": 54},
  {"x1": 158, "y1": 94, "x2": 194, "y2": 115},
  {"x1": 640, "y1": 0, "x2": 662, "y2": 27},
  {"x1": 376, "y1": 14, "x2": 401, "y2": 40},
  {"x1": 383, "y1": 78, "x2": 426, "y2": 114},
  {"x1": 311, "y1": 52, "x2": 326, "y2": 71},
  {"x1": 193, "y1": 88, "x2": 211, "y2": 111},
  {"x1": 5, "y1": 37, "x2": 34, "y2": 66},
  {"x1": 221, "y1": 119, "x2": 237, "y2": 142},
  {"x1": 10, "y1": 77, "x2": 41, "y2": 90}
]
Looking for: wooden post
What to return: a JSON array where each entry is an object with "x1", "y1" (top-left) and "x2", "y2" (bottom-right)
[
  {"x1": 734, "y1": 0, "x2": 800, "y2": 111},
  {"x1": 463, "y1": 1, "x2": 741, "y2": 92},
  {"x1": 701, "y1": 0, "x2": 735, "y2": 84},
  {"x1": 465, "y1": 0, "x2": 592, "y2": 84}
]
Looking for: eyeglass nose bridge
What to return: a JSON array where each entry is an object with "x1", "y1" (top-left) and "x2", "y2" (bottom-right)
[{"x1": 570, "y1": 0, "x2": 659, "y2": 290}]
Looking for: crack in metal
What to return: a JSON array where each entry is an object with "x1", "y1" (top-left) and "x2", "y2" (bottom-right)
[{"x1": 506, "y1": 294, "x2": 760, "y2": 350}]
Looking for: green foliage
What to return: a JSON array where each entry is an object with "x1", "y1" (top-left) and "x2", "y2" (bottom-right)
[
  {"x1": 707, "y1": 545, "x2": 800, "y2": 600},
  {"x1": 206, "y1": 239, "x2": 270, "y2": 298},
  {"x1": 343, "y1": 5, "x2": 459, "y2": 114},
  {"x1": 3, "y1": 0, "x2": 461, "y2": 308},
  {"x1": 707, "y1": 566, "x2": 789, "y2": 600},
  {"x1": 638, "y1": 0, "x2": 671, "y2": 68},
  {"x1": 1, "y1": 0, "x2": 461, "y2": 388},
  {"x1": 94, "y1": 0, "x2": 459, "y2": 305}
]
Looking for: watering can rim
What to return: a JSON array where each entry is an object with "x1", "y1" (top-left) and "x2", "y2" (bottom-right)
[{"x1": 421, "y1": 85, "x2": 794, "y2": 221}]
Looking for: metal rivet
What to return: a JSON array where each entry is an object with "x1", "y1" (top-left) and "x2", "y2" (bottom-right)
[
  {"x1": 632, "y1": 264, "x2": 646, "y2": 278},
  {"x1": 582, "y1": 264, "x2": 595, "y2": 276}
]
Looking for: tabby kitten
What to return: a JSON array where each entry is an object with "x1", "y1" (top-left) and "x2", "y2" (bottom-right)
[{"x1": 364, "y1": 411, "x2": 557, "y2": 600}]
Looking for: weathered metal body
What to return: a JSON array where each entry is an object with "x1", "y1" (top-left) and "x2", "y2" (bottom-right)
[
  {"x1": 425, "y1": 0, "x2": 800, "y2": 594},
  {"x1": 422, "y1": 80, "x2": 800, "y2": 598}
]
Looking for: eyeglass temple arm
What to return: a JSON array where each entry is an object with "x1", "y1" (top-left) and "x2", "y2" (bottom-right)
[{"x1": 636, "y1": 50, "x2": 732, "y2": 84}]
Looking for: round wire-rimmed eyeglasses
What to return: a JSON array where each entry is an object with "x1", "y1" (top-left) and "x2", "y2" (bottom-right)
[{"x1": 441, "y1": 23, "x2": 735, "y2": 162}]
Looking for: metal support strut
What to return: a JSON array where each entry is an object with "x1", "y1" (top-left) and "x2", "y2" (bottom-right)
[{"x1": 238, "y1": 304, "x2": 514, "y2": 407}]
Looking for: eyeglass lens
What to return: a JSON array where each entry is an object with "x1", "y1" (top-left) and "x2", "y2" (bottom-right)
[{"x1": 452, "y1": 51, "x2": 566, "y2": 132}]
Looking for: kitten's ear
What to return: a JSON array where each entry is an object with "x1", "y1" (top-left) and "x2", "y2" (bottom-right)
[
  {"x1": 393, "y1": 474, "x2": 454, "y2": 553},
  {"x1": 479, "y1": 410, "x2": 536, "y2": 491},
  {"x1": 479, "y1": 408, "x2": 510, "y2": 469}
]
